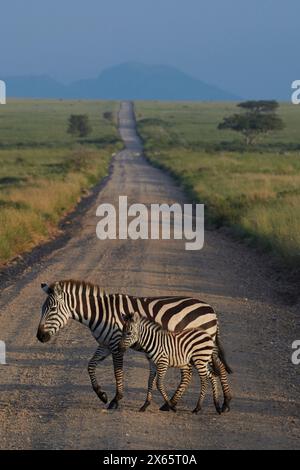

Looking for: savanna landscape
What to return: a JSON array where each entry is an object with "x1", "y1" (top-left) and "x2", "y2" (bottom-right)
[
  {"x1": 0, "y1": 100, "x2": 120, "y2": 264},
  {"x1": 1, "y1": 0, "x2": 300, "y2": 458},
  {"x1": 0, "y1": 100, "x2": 299, "y2": 451},
  {"x1": 136, "y1": 101, "x2": 300, "y2": 274},
  {"x1": 2, "y1": 99, "x2": 300, "y2": 279}
]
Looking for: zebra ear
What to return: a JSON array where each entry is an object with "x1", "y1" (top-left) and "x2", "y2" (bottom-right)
[
  {"x1": 133, "y1": 311, "x2": 139, "y2": 323},
  {"x1": 53, "y1": 281, "x2": 63, "y2": 296},
  {"x1": 41, "y1": 283, "x2": 53, "y2": 295},
  {"x1": 122, "y1": 313, "x2": 134, "y2": 323},
  {"x1": 127, "y1": 311, "x2": 138, "y2": 322},
  {"x1": 127, "y1": 311, "x2": 135, "y2": 321}
]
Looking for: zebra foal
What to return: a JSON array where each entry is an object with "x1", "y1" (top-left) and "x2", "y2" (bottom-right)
[
  {"x1": 119, "y1": 312, "x2": 222, "y2": 414},
  {"x1": 37, "y1": 279, "x2": 232, "y2": 410}
]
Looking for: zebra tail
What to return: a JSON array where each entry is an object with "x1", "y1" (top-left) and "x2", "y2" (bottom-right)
[
  {"x1": 211, "y1": 356, "x2": 220, "y2": 376},
  {"x1": 216, "y1": 326, "x2": 233, "y2": 374}
]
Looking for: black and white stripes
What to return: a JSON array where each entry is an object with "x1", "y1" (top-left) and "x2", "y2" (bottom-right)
[
  {"x1": 119, "y1": 312, "x2": 222, "y2": 413},
  {"x1": 37, "y1": 279, "x2": 231, "y2": 410}
]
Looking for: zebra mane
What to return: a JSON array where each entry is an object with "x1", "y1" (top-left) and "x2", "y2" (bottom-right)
[{"x1": 50, "y1": 279, "x2": 106, "y2": 296}]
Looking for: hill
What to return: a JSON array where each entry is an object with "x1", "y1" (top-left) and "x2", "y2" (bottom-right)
[{"x1": 5, "y1": 63, "x2": 239, "y2": 101}]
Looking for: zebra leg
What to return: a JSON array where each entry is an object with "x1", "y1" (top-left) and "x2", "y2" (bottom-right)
[
  {"x1": 139, "y1": 360, "x2": 157, "y2": 412},
  {"x1": 207, "y1": 367, "x2": 222, "y2": 414},
  {"x1": 193, "y1": 363, "x2": 209, "y2": 414},
  {"x1": 107, "y1": 351, "x2": 124, "y2": 410},
  {"x1": 88, "y1": 346, "x2": 111, "y2": 404},
  {"x1": 168, "y1": 365, "x2": 193, "y2": 410},
  {"x1": 156, "y1": 361, "x2": 176, "y2": 412},
  {"x1": 213, "y1": 355, "x2": 232, "y2": 413}
]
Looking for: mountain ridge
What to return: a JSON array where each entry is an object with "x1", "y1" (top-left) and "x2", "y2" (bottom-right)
[{"x1": 4, "y1": 62, "x2": 240, "y2": 101}]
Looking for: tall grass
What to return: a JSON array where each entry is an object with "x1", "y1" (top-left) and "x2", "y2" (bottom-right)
[
  {"x1": 136, "y1": 102, "x2": 300, "y2": 269},
  {"x1": 0, "y1": 100, "x2": 120, "y2": 264}
]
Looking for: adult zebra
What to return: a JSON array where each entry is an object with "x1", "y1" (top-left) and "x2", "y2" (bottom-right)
[{"x1": 37, "y1": 279, "x2": 232, "y2": 410}]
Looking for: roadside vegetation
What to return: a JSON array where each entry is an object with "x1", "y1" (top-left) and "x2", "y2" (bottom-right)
[
  {"x1": 136, "y1": 101, "x2": 300, "y2": 270},
  {"x1": 0, "y1": 99, "x2": 121, "y2": 264}
]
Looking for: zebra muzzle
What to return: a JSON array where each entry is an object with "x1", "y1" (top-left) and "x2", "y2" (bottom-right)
[{"x1": 36, "y1": 328, "x2": 51, "y2": 343}]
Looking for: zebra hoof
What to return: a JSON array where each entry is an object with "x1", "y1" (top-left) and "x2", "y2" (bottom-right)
[
  {"x1": 159, "y1": 402, "x2": 170, "y2": 411},
  {"x1": 108, "y1": 399, "x2": 119, "y2": 410},
  {"x1": 139, "y1": 402, "x2": 150, "y2": 412},
  {"x1": 99, "y1": 392, "x2": 108, "y2": 404},
  {"x1": 192, "y1": 407, "x2": 201, "y2": 414},
  {"x1": 221, "y1": 404, "x2": 230, "y2": 413},
  {"x1": 216, "y1": 406, "x2": 222, "y2": 415}
]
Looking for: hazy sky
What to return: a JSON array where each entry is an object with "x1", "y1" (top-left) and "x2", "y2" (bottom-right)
[{"x1": 0, "y1": 0, "x2": 299, "y2": 98}]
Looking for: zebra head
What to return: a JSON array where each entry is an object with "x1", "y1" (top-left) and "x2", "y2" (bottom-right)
[
  {"x1": 37, "y1": 282, "x2": 71, "y2": 343},
  {"x1": 118, "y1": 311, "x2": 140, "y2": 352}
]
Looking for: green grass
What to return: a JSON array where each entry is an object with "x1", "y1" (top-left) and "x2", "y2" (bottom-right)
[
  {"x1": 0, "y1": 99, "x2": 120, "y2": 264},
  {"x1": 136, "y1": 101, "x2": 300, "y2": 269},
  {"x1": 136, "y1": 101, "x2": 300, "y2": 151},
  {"x1": 0, "y1": 99, "x2": 120, "y2": 147}
]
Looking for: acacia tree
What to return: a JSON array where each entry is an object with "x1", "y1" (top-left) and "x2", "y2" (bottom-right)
[
  {"x1": 237, "y1": 100, "x2": 279, "y2": 114},
  {"x1": 103, "y1": 111, "x2": 113, "y2": 121},
  {"x1": 218, "y1": 100, "x2": 284, "y2": 145},
  {"x1": 67, "y1": 114, "x2": 92, "y2": 138}
]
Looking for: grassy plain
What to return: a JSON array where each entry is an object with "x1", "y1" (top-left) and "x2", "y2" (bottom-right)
[
  {"x1": 136, "y1": 101, "x2": 300, "y2": 269},
  {"x1": 0, "y1": 100, "x2": 120, "y2": 264}
]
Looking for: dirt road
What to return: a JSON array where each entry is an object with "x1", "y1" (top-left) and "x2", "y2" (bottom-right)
[{"x1": 0, "y1": 101, "x2": 299, "y2": 450}]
